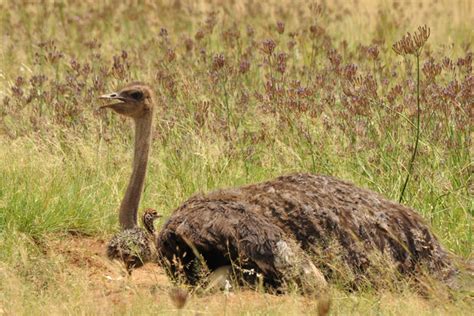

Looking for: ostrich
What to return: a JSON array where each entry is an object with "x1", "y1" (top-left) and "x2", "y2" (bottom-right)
[
  {"x1": 100, "y1": 83, "x2": 160, "y2": 272},
  {"x1": 99, "y1": 83, "x2": 455, "y2": 290},
  {"x1": 107, "y1": 208, "x2": 161, "y2": 272}
]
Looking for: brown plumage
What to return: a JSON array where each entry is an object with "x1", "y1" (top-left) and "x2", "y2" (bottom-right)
[
  {"x1": 156, "y1": 174, "x2": 456, "y2": 288},
  {"x1": 99, "y1": 83, "x2": 455, "y2": 289}
]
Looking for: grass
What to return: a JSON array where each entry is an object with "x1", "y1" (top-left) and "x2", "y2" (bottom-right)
[{"x1": 0, "y1": 0, "x2": 472, "y2": 314}]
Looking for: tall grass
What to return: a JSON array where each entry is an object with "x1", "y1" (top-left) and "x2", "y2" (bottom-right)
[{"x1": 0, "y1": 0, "x2": 472, "y2": 314}]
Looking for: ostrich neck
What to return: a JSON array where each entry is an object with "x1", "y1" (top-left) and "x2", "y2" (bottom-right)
[
  {"x1": 119, "y1": 113, "x2": 154, "y2": 229},
  {"x1": 143, "y1": 216, "x2": 156, "y2": 235}
]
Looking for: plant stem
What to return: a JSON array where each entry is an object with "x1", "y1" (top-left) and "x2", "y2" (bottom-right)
[
  {"x1": 222, "y1": 78, "x2": 233, "y2": 140},
  {"x1": 399, "y1": 54, "x2": 421, "y2": 203}
]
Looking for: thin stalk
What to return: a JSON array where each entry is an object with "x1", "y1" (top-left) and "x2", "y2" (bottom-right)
[
  {"x1": 222, "y1": 78, "x2": 233, "y2": 140},
  {"x1": 399, "y1": 54, "x2": 421, "y2": 203},
  {"x1": 305, "y1": 118, "x2": 317, "y2": 173}
]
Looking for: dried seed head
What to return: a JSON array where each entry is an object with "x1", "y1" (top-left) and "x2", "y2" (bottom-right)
[
  {"x1": 342, "y1": 64, "x2": 358, "y2": 81},
  {"x1": 393, "y1": 25, "x2": 430, "y2": 56},
  {"x1": 166, "y1": 48, "x2": 176, "y2": 63},
  {"x1": 184, "y1": 37, "x2": 194, "y2": 52},
  {"x1": 367, "y1": 45, "x2": 379, "y2": 60},
  {"x1": 387, "y1": 84, "x2": 403, "y2": 103},
  {"x1": 309, "y1": 24, "x2": 325, "y2": 38},
  {"x1": 422, "y1": 57, "x2": 442, "y2": 81},
  {"x1": 205, "y1": 11, "x2": 218, "y2": 33},
  {"x1": 442, "y1": 57, "x2": 455, "y2": 71},
  {"x1": 261, "y1": 39, "x2": 276, "y2": 55},
  {"x1": 276, "y1": 21, "x2": 285, "y2": 34},
  {"x1": 11, "y1": 86, "x2": 23, "y2": 99},
  {"x1": 212, "y1": 53, "x2": 225, "y2": 71},
  {"x1": 457, "y1": 52, "x2": 473, "y2": 73},
  {"x1": 112, "y1": 53, "x2": 129, "y2": 79},
  {"x1": 310, "y1": 3, "x2": 324, "y2": 16},
  {"x1": 288, "y1": 40, "x2": 297, "y2": 50},
  {"x1": 442, "y1": 80, "x2": 460, "y2": 100},
  {"x1": 82, "y1": 63, "x2": 91, "y2": 76},
  {"x1": 199, "y1": 48, "x2": 207, "y2": 62},
  {"x1": 195, "y1": 29, "x2": 205, "y2": 41},
  {"x1": 30, "y1": 75, "x2": 47, "y2": 87},
  {"x1": 459, "y1": 74, "x2": 473, "y2": 104},
  {"x1": 393, "y1": 32, "x2": 417, "y2": 56},
  {"x1": 84, "y1": 39, "x2": 101, "y2": 50},
  {"x1": 364, "y1": 74, "x2": 378, "y2": 98},
  {"x1": 169, "y1": 287, "x2": 188, "y2": 309},
  {"x1": 222, "y1": 25, "x2": 240, "y2": 47},
  {"x1": 15, "y1": 76, "x2": 25, "y2": 87},
  {"x1": 413, "y1": 25, "x2": 430, "y2": 51},
  {"x1": 70, "y1": 58, "x2": 80, "y2": 72},
  {"x1": 246, "y1": 25, "x2": 255, "y2": 38},
  {"x1": 159, "y1": 28, "x2": 168, "y2": 37},
  {"x1": 239, "y1": 59, "x2": 250, "y2": 74},
  {"x1": 327, "y1": 49, "x2": 342, "y2": 69},
  {"x1": 276, "y1": 52, "x2": 288, "y2": 74},
  {"x1": 2, "y1": 96, "x2": 10, "y2": 108}
]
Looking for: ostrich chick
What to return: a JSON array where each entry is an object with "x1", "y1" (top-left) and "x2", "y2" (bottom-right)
[{"x1": 107, "y1": 208, "x2": 161, "y2": 272}]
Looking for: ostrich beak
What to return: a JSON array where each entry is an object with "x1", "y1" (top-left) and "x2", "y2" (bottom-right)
[
  {"x1": 99, "y1": 92, "x2": 122, "y2": 99},
  {"x1": 98, "y1": 92, "x2": 126, "y2": 109}
]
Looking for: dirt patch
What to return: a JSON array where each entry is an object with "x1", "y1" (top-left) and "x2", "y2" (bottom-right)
[
  {"x1": 48, "y1": 235, "x2": 170, "y2": 294},
  {"x1": 43, "y1": 235, "x2": 314, "y2": 313}
]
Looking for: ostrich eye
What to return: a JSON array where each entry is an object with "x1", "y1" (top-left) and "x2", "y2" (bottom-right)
[{"x1": 129, "y1": 91, "x2": 144, "y2": 101}]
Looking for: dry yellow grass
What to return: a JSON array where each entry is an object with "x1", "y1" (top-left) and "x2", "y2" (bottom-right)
[{"x1": 0, "y1": 236, "x2": 471, "y2": 315}]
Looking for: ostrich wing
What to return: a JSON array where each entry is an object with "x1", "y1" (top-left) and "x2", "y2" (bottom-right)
[{"x1": 156, "y1": 195, "x2": 299, "y2": 286}]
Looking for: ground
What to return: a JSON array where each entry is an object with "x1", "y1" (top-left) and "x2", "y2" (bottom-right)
[{"x1": 1, "y1": 235, "x2": 471, "y2": 315}]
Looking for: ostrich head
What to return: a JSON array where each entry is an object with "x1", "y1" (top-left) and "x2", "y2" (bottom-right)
[
  {"x1": 143, "y1": 208, "x2": 162, "y2": 234},
  {"x1": 99, "y1": 82, "x2": 154, "y2": 119}
]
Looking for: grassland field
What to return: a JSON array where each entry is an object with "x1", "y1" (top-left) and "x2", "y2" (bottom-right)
[{"x1": 0, "y1": 0, "x2": 472, "y2": 315}]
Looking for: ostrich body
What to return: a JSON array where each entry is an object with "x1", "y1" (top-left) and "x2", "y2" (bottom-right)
[
  {"x1": 156, "y1": 174, "x2": 455, "y2": 288},
  {"x1": 100, "y1": 83, "x2": 455, "y2": 288}
]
